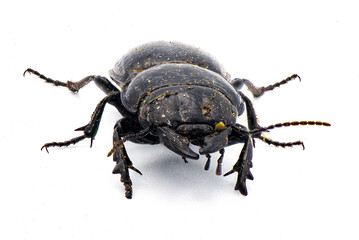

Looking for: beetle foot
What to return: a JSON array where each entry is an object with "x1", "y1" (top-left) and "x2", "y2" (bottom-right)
[
  {"x1": 259, "y1": 74, "x2": 301, "y2": 96},
  {"x1": 40, "y1": 135, "x2": 87, "y2": 152},
  {"x1": 260, "y1": 134, "x2": 305, "y2": 150},
  {"x1": 124, "y1": 183, "x2": 133, "y2": 199},
  {"x1": 23, "y1": 68, "x2": 78, "y2": 92},
  {"x1": 224, "y1": 164, "x2": 254, "y2": 196},
  {"x1": 232, "y1": 74, "x2": 301, "y2": 98},
  {"x1": 113, "y1": 161, "x2": 136, "y2": 199},
  {"x1": 23, "y1": 68, "x2": 106, "y2": 93}
]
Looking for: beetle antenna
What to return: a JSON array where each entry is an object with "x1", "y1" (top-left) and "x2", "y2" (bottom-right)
[
  {"x1": 257, "y1": 121, "x2": 330, "y2": 149},
  {"x1": 264, "y1": 121, "x2": 331, "y2": 130}
]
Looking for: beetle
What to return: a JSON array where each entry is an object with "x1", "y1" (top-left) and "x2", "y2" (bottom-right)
[{"x1": 24, "y1": 41, "x2": 330, "y2": 198}]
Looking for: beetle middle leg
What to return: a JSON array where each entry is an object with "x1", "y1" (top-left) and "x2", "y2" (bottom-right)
[
  {"x1": 41, "y1": 92, "x2": 121, "y2": 151},
  {"x1": 231, "y1": 74, "x2": 301, "y2": 97}
]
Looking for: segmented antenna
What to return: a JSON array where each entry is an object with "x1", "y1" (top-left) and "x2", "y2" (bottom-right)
[
  {"x1": 259, "y1": 121, "x2": 331, "y2": 149},
  {"x1": 265, "y1": 121, "x2": 331, "y2": 130}
]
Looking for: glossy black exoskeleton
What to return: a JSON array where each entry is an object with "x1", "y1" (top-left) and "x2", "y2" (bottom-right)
[{"x1": 24, "y1": 41, "x2": 330, "y2": 198}]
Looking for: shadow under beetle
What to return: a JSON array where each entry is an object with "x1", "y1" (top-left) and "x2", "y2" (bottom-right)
[{"x1": 24, "y1": 41, "x2": 330, "y2": 199}]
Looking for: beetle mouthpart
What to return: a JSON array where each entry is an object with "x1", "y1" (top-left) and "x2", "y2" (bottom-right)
[
  {"x1": 215, "y1": 149, "x2": 225, "y2": 175},
  {"x1": 199, "y1": 127, "x2": 232, "y2": 154},
  {"x1": 176, "y1": 124, "x2": 214, "y2": 135},
  {"x1": 157, "y1": 126, "x2": 199, "y2": 159}
]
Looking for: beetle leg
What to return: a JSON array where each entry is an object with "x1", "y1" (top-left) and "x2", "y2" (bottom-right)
[
  {"x1": 42, "y1": 92, "x2": 121, "y2": 151},
  {"x1": 111, "y1": 118, "x2": 150, "y2": 199},
  {"x1": 224, "y1": 136, "x2": 254, "y2": 196},
  {"x1": 231, "y1": 74, "x2": 300, "y2": 97},
  {"x1": 23, "y1": 68, "x2": 135, "y2": 118},
  {"x1": 23, "y1": 68, "x2": 119, "y2": 93},
  {"x1": 76, "y1": 92, "x2": 122, "y2": 145},
  {"x1": 260, "y1": 134, "x2": 305, "y2": 150},
  {"x1": 112, "y1": 127, "x2": 133, "y2": 199},
  {"x1": 238, "y1": 92, "x2": 262, "y2": 133},
  {"x1": 41, "y1": 135, "x2": 86, "y2": 153}
]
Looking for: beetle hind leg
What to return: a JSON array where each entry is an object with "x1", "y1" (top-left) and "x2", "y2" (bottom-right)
[
  {"x1": 23, "y1": 68, "x2": 119, "y2": 94},
  {"x1": 231, "y1": 74, "x2": 300, "y2": 97}
]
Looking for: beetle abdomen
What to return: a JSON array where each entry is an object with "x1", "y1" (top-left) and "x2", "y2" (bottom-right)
[
  {"x1": 109, "y1": 41, "x2": 230, "y2": 87},
  {"x1": 121, "y1": 63, "x2": 241, "y2": 114}
]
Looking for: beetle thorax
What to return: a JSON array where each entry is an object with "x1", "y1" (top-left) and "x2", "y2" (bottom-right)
[{"x1": 138, "y1": 85, "x2": 237, "y2": 132}]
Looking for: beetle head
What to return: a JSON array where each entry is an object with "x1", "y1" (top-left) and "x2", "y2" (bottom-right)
[{"x1": 138, "y1": 86, "x2": 238, "y2": 159}]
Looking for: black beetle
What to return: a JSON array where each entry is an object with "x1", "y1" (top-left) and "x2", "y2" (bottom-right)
[{"x1": 24, "y1": 41, "x2": 330, "y2": 198}]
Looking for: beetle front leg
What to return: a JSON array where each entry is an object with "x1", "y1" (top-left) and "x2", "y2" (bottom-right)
[
  {"x1": 224, "y1": 136, "x2": 254, "y2": 196},
  {"x1": 111, "y1": 118, "x2": 147, "y2": 199},
  {"x1": 112, "y1": 128, "x2": 135, "y2": 199}
]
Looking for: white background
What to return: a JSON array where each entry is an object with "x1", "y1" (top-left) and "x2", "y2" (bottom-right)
[{"x1": 1, "y1": 0, "x2": 358, "y2": 239}]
